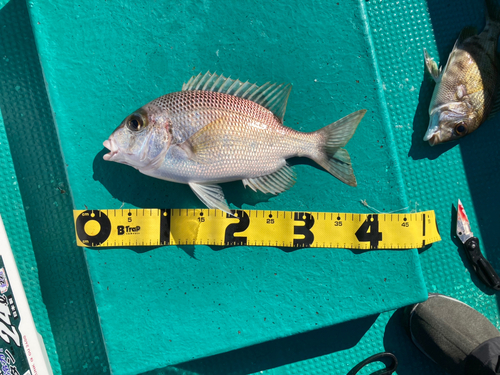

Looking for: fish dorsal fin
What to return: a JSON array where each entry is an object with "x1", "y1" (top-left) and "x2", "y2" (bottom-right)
[
  {"x1": 182, "y1": 71, "x2": 292, "y2": 121},
  {"x1": 454, "y1": 26, "x2": 478, "y2": 49}
]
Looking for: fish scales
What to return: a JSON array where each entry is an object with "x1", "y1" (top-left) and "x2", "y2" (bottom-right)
[
  {"x1": 153, "y1": 90, "x2": 300, "y2": 145},
  {"x1": 151, "y1": 91, "x2": 319, "y2": 182}
]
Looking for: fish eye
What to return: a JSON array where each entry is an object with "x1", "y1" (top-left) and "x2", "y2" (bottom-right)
[
  {"x1": 127, "y1": 114, "x2": 145, "y2": 132},
  {"x1": 454, "y1": 122, "x2": 468, "y2": 136}
]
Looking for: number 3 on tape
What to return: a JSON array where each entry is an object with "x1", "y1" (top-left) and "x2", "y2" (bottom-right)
[{"x1": 293, "y1": 212, "x2": 315, "y2": 247}]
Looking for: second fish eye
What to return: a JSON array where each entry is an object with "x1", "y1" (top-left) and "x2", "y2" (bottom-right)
[
  {"x1": 455, "y1": 122, "x2": 467, "y2": 136},
  {"x1": 127, "y1": 115, "x2": 144, "y2": 132}
]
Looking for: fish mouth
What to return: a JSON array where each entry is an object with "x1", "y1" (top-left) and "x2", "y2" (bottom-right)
[
  {"x1": 103, "y1": 139, "x2": 119, "y2": 160},
  {"x1": 423, "y1": 114, "x2": 441, "y2": 146},
  {"x1": 423, "y1": 130, "x2": 441, "y2": 146},
  {"x1": 424, "y1": 134, "x2": 441, "y2": 146}
]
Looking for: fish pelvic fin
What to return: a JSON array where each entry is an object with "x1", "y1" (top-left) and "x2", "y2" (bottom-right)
[
  {"x1": 312, "y1": 109, "x2": 366, "y2": 187},
  {"x1": 188, "y1": 182, "x2": 232, "y2": 215},
  {"x1": 424, "y1": 48, "x2": 441, "y2": 82}
]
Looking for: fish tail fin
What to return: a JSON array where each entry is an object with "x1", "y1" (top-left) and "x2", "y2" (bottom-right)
[
  {"x1": 486, "y1": 0, "x2": 500, "y2": 22},
  {"x1": 312, "y1": 109, "x2": 366, "y2": 187},
  {"x1": 486, "y1": 0, "x2": 500, "y2": 35}
]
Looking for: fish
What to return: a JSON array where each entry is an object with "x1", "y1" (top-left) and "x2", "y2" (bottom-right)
[
  {"x1": 103, "y1": 72, "x2": 366, "y2": 213},
  {"x1": 423, "y1": 0, "x2": 500, "y2": 146}
]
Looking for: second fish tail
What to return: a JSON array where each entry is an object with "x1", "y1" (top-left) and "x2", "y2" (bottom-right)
[{"x1": 486, "y1": 0, "x2": 500, "y2": 31}]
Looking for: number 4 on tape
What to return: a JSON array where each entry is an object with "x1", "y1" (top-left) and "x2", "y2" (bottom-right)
[
  {"x1": 355, "y1": 214, "x2": 383, "y2": 249},
  {"x1": 73, "y1": 209, "x2": 441, "y2": 249}
]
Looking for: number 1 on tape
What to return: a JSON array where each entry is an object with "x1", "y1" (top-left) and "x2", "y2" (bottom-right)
[{"x1": 73, "y1": 209, "x2": 440, "y2": 249}]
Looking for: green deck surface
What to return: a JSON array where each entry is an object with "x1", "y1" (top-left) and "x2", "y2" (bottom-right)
[
  {"x1": 0, "y1": 1, "x2": 109, "y2": 373},
  {"x1": 25, "y1": 0, "x2": 429, "y2": 372},
  {"x1": 0, "y1": 0, "x2": 498, "y2": 374},
  {"x1": 0, "y1": 110, "x2": 61, "y2": 374}
]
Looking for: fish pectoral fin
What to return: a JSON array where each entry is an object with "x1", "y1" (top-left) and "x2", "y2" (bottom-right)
[
  {"x1": 242, "y1": 165, "x2": 297, "y2": 195},
  {"x1": 188, "y1": 182, "x2": 232, "y2": 215},
  {"x1": 181, "y1": 117, "x2": 229, "y2": 164},
  {"x1": 176, "y1": 141, "x2": 196, "y2": 160},
  {"x1": 487, "y1": 74, "x2": 500, "y2": 120},
  {"x1": 424, "y1": 48, "x2": 441, "y2": 82},
  {"x1": 182, "y1": 71, "x2": 292, "y2": 121},
  {"x1": 488, "y1": 92, "x2": 500, "y2": 120}
]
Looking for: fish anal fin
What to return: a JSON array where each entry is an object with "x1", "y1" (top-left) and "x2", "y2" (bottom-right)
[
  {"x1": 242, "y1": 165, "x2": 296, "y2": 195},
  {"x1": 424, "y1": 48, "x2": 441, "y2": 82},
  {"x1": 182, "y1": 71, "x2": 292, "y2": 121},
  {"x1": 189, "y1": 182, "x2": 232, "y2": 214}
]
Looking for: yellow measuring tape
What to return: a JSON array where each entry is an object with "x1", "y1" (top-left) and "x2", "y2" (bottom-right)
[{"x1": 73, "y1": 209, "x2": 441, "y2": 249}]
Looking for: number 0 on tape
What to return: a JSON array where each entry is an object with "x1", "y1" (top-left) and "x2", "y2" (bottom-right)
[{"x1": 73, "y1": 209, "x2": 441, "y2": 250}]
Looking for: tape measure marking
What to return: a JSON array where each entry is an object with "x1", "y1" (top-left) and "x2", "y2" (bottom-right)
[{"x1": 73, "y1": 209, "x2": 441, "y2": 249}]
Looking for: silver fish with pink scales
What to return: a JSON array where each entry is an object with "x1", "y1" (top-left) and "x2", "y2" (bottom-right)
[{"x1": 103, "y1": 72, "x2": 366, "y2": 213}]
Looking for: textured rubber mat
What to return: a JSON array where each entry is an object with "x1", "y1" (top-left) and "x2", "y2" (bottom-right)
[
  {"x1": 0, "y1": 110, "x2": 60, "y2": 373},
  {"x1": 366, "y1": 0, "x2": 500, "y2": 318},
  {"x1": 23, "y1": 0, "x2": 429, "y2": 374},
  {"x1": 0, "y1": 0, "x2": 109, "y2": 373}
]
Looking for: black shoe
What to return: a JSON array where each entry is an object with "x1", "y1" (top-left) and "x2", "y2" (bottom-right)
[{"x1": 407, "y1": 294, "x2": 500, "y2": 375}]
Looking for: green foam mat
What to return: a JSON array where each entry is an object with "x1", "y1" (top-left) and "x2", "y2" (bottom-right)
[
  {"x1": 0, "y1": 110, "x2": 60, "y2": 371},
  {"x1": 0, "y1": 0, "x2": 109, "y2": 373},
  {"x1": 365, "y1": 0, "x2": 500, "y2": 323},
  {"x1": 25, "y1": 0, "x2": 429, "y2": 373}
]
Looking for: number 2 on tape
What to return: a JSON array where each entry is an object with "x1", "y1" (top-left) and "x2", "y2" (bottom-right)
[{"x1": 224, "y1": 210, "x2": 249, "y2": 246}]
